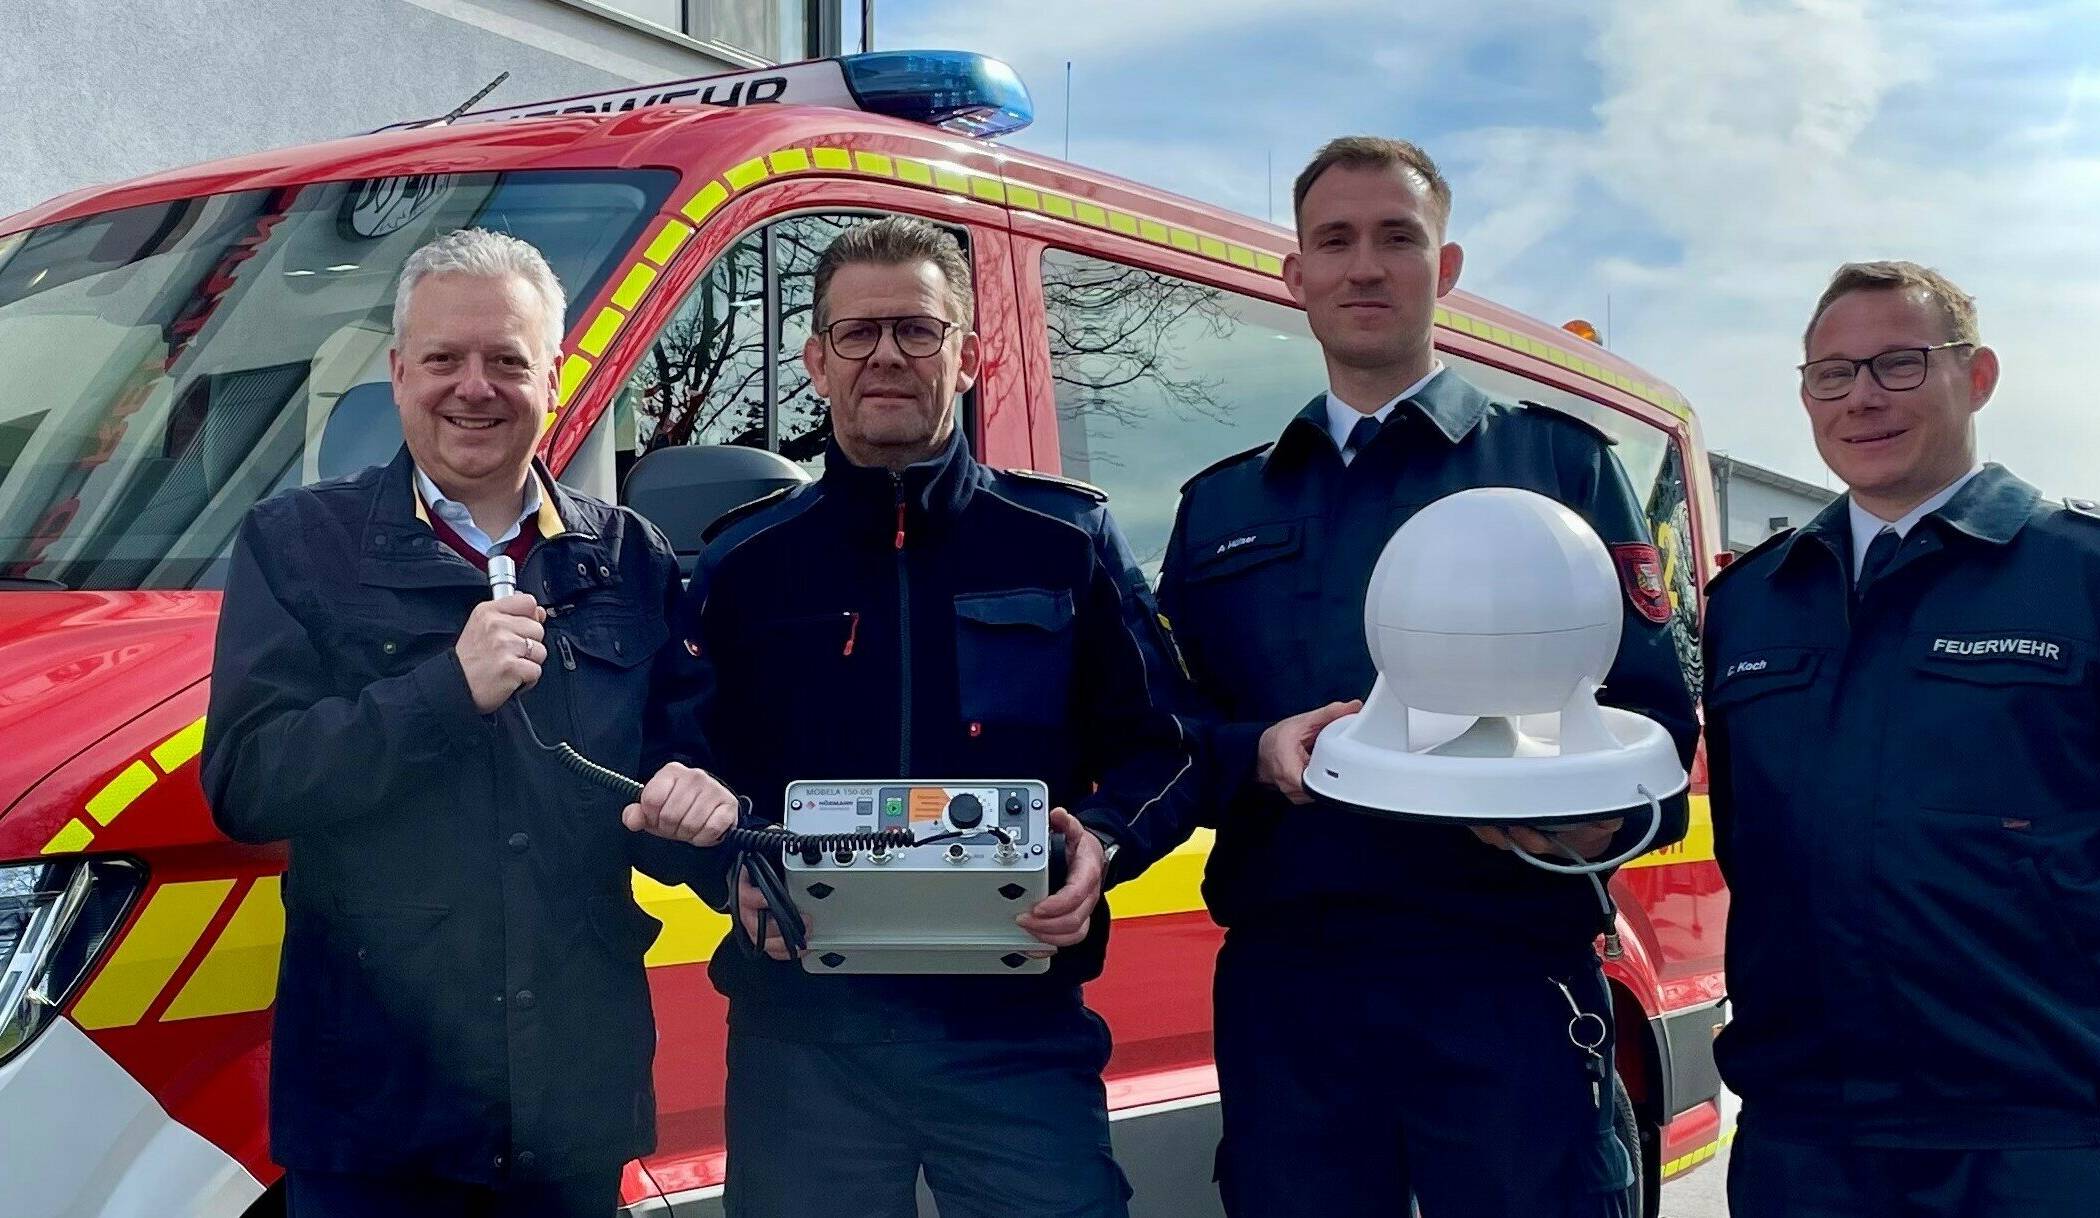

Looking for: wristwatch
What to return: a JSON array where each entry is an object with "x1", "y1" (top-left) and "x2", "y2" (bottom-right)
[{"x1": 1087, "y1": 828, "x2": 1122, "y2": 875}]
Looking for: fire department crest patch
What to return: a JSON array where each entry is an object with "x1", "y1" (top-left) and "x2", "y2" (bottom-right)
[{"x1": 1611, "y1": 543, "x2": 1672, "y2": 625}]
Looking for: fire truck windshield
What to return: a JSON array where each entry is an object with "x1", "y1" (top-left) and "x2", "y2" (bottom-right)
[{"x1": 0, "y1": 168, "x2": 672, "y2": 590}]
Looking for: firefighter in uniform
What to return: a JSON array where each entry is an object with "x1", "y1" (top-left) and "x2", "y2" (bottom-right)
[
  {"x1": 1707, "y1": 260, "x2": 2100, "y2": 1217},
  {"x1": 202, "y1": 229, "x2": 735, "y2": 1217},
  {"x1": 645, "y1": 216, "x2": 1196, "y2": 1218},
  {"x1": 1155, "y1": 138, "x2": 1698, "y2": 1216}
]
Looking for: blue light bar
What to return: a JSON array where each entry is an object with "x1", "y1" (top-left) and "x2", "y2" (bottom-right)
[{"x1": 838, "y1": 51, "x2": 1034, "y2": 139}]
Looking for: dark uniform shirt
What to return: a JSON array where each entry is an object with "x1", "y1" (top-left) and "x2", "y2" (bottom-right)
[
  {"x1": 1705, "y1": 463, "x2": 2100, "y2": 1148},
  {"x1": 1156, "y1": 371, "x2": 1699, "y2": 953},
  {"x1": 201, "y1": 448, "x2": 701, "y2": 1183},
  {"x1": 645, "y1": 430, "x2": 1196, "y2": 1042}
]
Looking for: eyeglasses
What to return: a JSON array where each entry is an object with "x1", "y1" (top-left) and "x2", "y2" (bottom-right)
[
  {"x1": 821, "y1": 315, "x2": 956, "y2": 360},
  {"x1": 1798, "y1": 340, "x2": 1973, "y2": 401}
]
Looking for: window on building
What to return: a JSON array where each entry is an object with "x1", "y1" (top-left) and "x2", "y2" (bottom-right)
[
  {"x1": 584, "y1": 0, "x2": 824, "y2": 61},
  {"x1": 616, "y1": 211, "x2": 969, "y2": 485}
]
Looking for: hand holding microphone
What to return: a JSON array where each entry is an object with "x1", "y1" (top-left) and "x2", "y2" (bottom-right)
[{"x1": 459, "y1": 555, "x2": 548, "y2": 714}]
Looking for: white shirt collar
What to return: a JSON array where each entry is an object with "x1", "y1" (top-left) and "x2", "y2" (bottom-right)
[
  {"x1": 1325, "y1": 362, "x2": 1445, "y2": 463},
  {"x1": 1847, "y1": 464, "x2": 1984, "y2": 577},
  {"x1": 415, "y1": 467, "x2": 542, "y2": 556}
]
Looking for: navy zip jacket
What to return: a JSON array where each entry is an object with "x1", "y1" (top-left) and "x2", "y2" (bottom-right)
[{"x1": 645, "y1": 429, "x2": 1196, "y2": 1042}]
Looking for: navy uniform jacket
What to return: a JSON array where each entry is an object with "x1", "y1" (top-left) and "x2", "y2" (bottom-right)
[
  {"x1": 644, "y1": 429, "x2": 1196, "y2": 1042},
  {"x1": 1705, "y1": 463, "x2": 2100, "y2": 1148},
  {"x1": 200, "y1": 448, "x2": 704, "y2": 1182},
  {"x1": 1156, "y1": 372, "x2": 1699, "y2": 954}
]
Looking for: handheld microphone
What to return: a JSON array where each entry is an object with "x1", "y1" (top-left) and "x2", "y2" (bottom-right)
[{"x1": 488, "y1": 554, "x2": 517, "y2": 599}]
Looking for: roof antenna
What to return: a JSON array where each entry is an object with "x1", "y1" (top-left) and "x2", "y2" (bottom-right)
[{"x1": 413, "y1": 72, "x2": 511, "y2": 129}]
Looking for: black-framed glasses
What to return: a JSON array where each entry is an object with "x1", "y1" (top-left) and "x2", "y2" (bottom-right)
[
  {"x1": 821, "y1": 315, "x2": 957, "y2": 360},
  {"x1": 1798, "y1": 340, "x2": 1972, "y2": 400}
]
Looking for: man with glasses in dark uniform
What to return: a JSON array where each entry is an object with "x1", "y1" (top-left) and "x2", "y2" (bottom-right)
[
  {"x1": 1706, "y1": 260, "x2": 2100, "y2": 1217},
  {"x1": 645, "y1": 216, "x2": 1196, "y2": 1218}
]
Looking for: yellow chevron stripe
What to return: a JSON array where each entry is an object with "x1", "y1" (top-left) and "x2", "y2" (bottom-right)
[
  {"x1": 577, "y1": 306, "x2": 627, "y2": 358},
  {"x1": 679, "y1": 182, "x2": 729, "y2": 227},
  {"x1": 71, "y1": 880, "x2": 234, "y2": 1030},
  {"x1": 646, "y1": 218, "x2": 696, "y2": 265},
  {"x1": 724, "y1": 158, "x2": 769, "y2": 192},
  {"x1": 41, "y1": 821, "x2": 93, "y2": 854},
  {"x1": 151, "y1": 718, "x2": 206, "y2": 773},
  {"x1": 85, "y1": 761, "x2": 155, "y2": 826},
  {"x1": 556, "y1": 353, "x2": 591, "y2": 407},
  {"x1": 163, "y1": 877, "x2": 285, "y2": 1022},
  {"x1": 610, "y1": 262, "x2": 658, "y2": 310}
]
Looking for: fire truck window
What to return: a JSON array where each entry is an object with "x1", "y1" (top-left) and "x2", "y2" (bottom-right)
[
  {"x1": 623, "y1": 211, "x2": 971, "y2": 481},
  {"x1": 0, "y1": 170, "x2": 670, "y2": 590},
  {"x1": 1042, "y1": 246, "x2": 1326, "y2": 579}
]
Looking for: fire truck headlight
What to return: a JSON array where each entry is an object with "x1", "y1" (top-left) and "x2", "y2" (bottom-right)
[{"x1": 0, "y1": 858, "x2": 145, "y2": 1064}]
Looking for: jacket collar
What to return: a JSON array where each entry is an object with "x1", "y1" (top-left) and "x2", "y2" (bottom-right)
[
  {"x1": 358, "y1": 446, "x2": 600, "y2": 591},
  {"x1": 819, "y1": 425, "x2": 977, "y2": 540},
  {"x1": 1263, "y1": 369, "x2": 1493, "y2": 473},
  {"x1": 1768, "y1": 462, "x2": 2037, "y2": 580}
]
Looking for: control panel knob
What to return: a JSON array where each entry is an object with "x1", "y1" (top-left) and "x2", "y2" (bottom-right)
[{"x1": 948, "y1": 793, "x2": 985, "y2": 829}]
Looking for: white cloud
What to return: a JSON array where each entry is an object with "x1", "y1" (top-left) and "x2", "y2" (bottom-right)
[
  {"x1": 884, "y1": 0, "x2": 2100, "y2": 495},
  {"x1": 1521, "y1": 0, "x2": 2100, "y2": 497}
]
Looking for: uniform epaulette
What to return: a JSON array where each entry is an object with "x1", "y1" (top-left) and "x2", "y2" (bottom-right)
[
  {"x1": 2062, "y1": 497, "x2": 2100, "y2": 524},
  {"x1": 1180, "y1": 442, "x2": 1273, "y2": 493},
  {"x1": 1706, "y1": 528, "x2": 1794, "y2": 592},
  {"x1": 996, "y1": 467, "x2": 1108, "y2": 503},
  {"x1": 699, "y1": 484, "x2": 799, "y2": 545},
  {"x1": 1518, "y1": 399, "x2": 1617, "y2": 447}
]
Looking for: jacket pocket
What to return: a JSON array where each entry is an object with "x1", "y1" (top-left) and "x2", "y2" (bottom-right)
[
  {"x1": 1705, "y1": 646, "x2": 1826, "y2": 814},
  {"x1": 1900, "y1": 629, "x2": 2095, "y2": 809},
  {"x1": 324, "y1": 613, "x2": 460, "y2": 694},
  {"x1": 547, "y1": 604, "x2": 668, "y2": 770},
  {"x1": 1182, "y1": 521, "x2": 1302, "y2": 584},
  {"x1": 1879, "y1": 806, "x2": 2100, "y2": 1108},
  {"x1": 321, "y1": 900, "x2": 472, "y2": 1111},
  {"x1": 955, "y1": 588, "x2": 1075, "y2": 726}
]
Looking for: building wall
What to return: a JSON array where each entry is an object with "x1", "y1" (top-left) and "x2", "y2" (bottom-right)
[
  {"x1": 4, "y1": 0, "x2": 775, "y2": 220},
  {"x1": 1711, "y1": 455, "x2": 1837, "y2": 553}
]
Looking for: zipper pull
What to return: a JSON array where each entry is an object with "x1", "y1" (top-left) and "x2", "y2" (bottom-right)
[
  {"x1": 557, "y1": 635, "x2": 577, "y2": 671},
  {"x1": 842, "y1": 611, "x2": 860, "y2": 656},
  {"x1": 893, "y1": 476, "x2": 907, "y2": 550}
]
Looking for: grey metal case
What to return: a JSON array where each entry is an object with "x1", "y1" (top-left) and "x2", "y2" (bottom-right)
[{"x1": 783, "y1": 780, "x2": 1053, "y2": 974}]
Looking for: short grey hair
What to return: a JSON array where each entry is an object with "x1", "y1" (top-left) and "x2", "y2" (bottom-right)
[
  {"x1": 394, "y1": 228, "x2": 568, "y2": 354},
  {"x1": 812, "y1": 216, "x2": 974, "y2": 331}
]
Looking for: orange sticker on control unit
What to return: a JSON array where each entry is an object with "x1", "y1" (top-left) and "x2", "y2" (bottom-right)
[{"x1": 909, "y1": 788, "x2": 948, "y2": 822}]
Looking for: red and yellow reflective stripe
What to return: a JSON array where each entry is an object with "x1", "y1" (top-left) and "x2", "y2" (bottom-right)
[
  {"x1": 40, "y1": 716, "x2": 207, "y2": 855},
  {"x1": 70, "y1": 879, "x2": 235, "y2": 1030},
  {"x1": 162, "y1": 877, "x2": 285, "y2": 1022},
  {"x1": 1661, "y1": 1123, "x2": 1736, "y2": 1179},
  {"x1": 1618, "y1": 794, "x2": 1716, "y2": 871}
]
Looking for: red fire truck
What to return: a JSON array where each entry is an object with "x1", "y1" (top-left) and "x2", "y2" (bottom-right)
[{"x1": 0, "y1": 51, "x2": 1729, "y2": 1217}]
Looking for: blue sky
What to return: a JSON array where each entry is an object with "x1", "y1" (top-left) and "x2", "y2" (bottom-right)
[{"x1": 881, "y1": 0, "x2": 2100, "y2": 497}]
